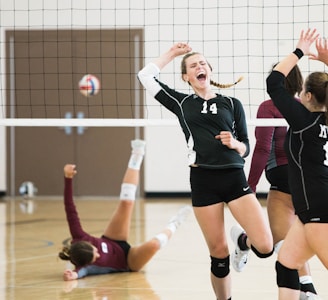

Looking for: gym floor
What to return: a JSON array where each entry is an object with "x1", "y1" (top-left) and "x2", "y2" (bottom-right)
[{"x1": 1, "y1": 197, "x2": 326, "y2": 300}]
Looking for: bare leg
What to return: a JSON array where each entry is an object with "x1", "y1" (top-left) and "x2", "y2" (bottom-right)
[
  {"x1": 229, "y1": 193, "x2": 273, "y2": 253},
  {"x1": 305, "y1": 222, "x2": 328, "y2": 268},
  {"x1": 103, "y1": 140, "x2": 145, "y2": 241},
  {"x1": 127, "y1": 229, "x2": 171, "y2": 271},
  {"x1": 103, "y1": 197, "x2": 135, "y2": 241},
  {"x1": 128, "y1": 206, "x2": 192, "y2": 271},
  {"x1": 279, "y1": 288, "x2": 300, "y2": 300},
  {"x1": 193, "y1": 203, "x2": 232, "y2": 300},
  {"x1": 267, "y1": 190, "x2": 295, "y2": 244},
  {"x1": 278, "y1": 218, "x2": 315, "y2": 300},
  {"x1": 267, "y1": 190, "x2": 317, "y2": 295},
  {"x1": 210, "y1": 274, "x2": 231, "y2": 300}
]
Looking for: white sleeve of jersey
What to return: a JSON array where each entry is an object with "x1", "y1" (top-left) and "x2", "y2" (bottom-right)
[{"x1": 137, "y1": 62, "x2": 162, "y2": 97}]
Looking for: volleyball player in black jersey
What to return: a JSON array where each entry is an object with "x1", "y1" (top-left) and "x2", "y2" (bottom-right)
[
  {"x1": 138, "y1": 44, "x2": 274, "y2": 300},
  {"x1": 267, "y1": 28, "x2": 328, "y2": 300}
]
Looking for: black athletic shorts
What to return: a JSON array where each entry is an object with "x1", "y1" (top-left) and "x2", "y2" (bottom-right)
[
  {"x1": 190, "y1": 167, "x2": 252, "y2": 207},
  {"x1": 102, "y1": 236, "x2": 131, "y2": 258},
  {"x1": 265, "y1": 165, "x2": 290, "y2": 194},
  {"x1": 298, "y1": 209, "x2": 328, "y2": 224}
]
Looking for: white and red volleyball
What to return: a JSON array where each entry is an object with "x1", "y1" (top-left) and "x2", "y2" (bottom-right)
[{"x1": 79, "y1": 74, "x2": 100, "y2": 96}]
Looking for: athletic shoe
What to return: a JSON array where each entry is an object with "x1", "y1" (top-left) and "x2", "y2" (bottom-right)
[
  {"x1": 168, "y1": 205, "x2": 193, "y2": 231},
  {"x1": 299, "y1": 291, "x2": 322, "y2": 300},
  {"x1": 230, "y1": 225, "x2": 250, "y2": 272},
  {"x1": 131, "y1": 139, "x2": 146, "y2": 155}
]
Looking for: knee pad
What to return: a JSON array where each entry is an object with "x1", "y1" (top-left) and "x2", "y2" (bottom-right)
[
  {"x1": 210, "y1": 255, "x2": 230, "y2": 278},
  {"x1": 276, "y1": 261, "x2": 300, "y2": 290},
  {"x1": 119, "y1": 183, "x2": 137, "y2": 201},
  {"x1": 251, "y1": 245, "x2": 274, "y2": 258}
]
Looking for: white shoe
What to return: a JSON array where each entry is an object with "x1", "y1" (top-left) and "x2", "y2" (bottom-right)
[
  {"x1": 131, "y1": 139, "x2": 146, "y2": 155},
  {"x1": 230, "y1": 225, "x2": 250, "y2": 272},
  {"x1": 168, "y1": 205, "x2": 192, "y2": 230},
  {"x1": 300, "y1": 291, "x2": 322, "y2": 300}
]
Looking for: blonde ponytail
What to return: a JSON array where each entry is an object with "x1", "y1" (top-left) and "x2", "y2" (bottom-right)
[{"x1": 210, "y1": 76, "x2": 244, "y2": 89}]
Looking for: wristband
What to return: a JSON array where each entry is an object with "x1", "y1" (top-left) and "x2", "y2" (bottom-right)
[{"x1": 293, "y1": 48, "x2": 304, "y2": 59}]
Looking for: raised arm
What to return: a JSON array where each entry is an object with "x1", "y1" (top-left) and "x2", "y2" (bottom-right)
[
  {"x1": 138, "y1": 43, "x2": 192, "y2": 98},
  {"x1": 153, "y1": 43, "x2": 192, "y2": 70},
  {"x1": 273, "y1": 29, "x2": 319, "y2": 76},
  {"x1": 63, "y1": 164, "x2": 87, "y2": 239}
]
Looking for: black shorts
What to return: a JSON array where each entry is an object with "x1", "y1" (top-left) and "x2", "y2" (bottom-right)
[
  {"x1": 102, "y1": 236, "x2": 131, "y2": 258},
  {"x1": 298, "y1": 209, "x2": 328, "y2": 224},
  {"x1": 265, "y1": 165, "x2": 290, "y2": 194},
  {"x1": 190, "y1": 167, "x2": 252, "y2": 207}
]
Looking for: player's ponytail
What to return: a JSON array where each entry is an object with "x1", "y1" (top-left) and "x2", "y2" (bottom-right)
[
  {"x1": 58, "y1": 241, "x2": 94, "y2": 267},
  {"x1": 210, "y1": 76, "x2": 244, "y2": 89},
  {"x1": 58, "y1": 246, "x2": 71, "y2": 261}
]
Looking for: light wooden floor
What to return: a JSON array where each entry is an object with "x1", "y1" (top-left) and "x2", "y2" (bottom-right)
[{"x1": 0, "y1": 197, "x2": 327, "y2": 300}]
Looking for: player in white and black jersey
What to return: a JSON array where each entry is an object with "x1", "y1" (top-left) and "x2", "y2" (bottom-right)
[
  {"x1": 267, "y1": 28, "x2": 328, "y2": 300},
  {"x1": 138, "y1": 44, "x2": 274, "y2": 300}
]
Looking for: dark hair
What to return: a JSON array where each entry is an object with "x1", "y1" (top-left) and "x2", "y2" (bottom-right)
[
  {"x1": 58, "y1": 241, "x2": 94, "y2": 267},
  {"x1": 271, "y1": 63, "x2": 303, "y2": 97},
  {"x1": 181, "y1": 52, "x2": 243, "y2": 88},
  {"x1": 304, "y1": 71, "x2": 328, "y2": 124}
]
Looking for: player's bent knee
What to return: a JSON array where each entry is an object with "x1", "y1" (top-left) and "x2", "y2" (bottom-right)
[
  {"x1": 210, "y1": 255, "x2": 230, "y2": 278},
  {"x1": 276, "y1": 261, "x2": 300, "y2": 290},
  {"x1": 251, "y1": 245, "x2": 274, "y2": 258}
]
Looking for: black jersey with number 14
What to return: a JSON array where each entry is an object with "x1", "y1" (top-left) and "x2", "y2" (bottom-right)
[{"x1": 138, "y1": 62, "x2": 250, "y2": 169}]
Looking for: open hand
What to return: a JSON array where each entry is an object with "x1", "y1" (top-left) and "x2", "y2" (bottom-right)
[
  {"x1": 295, "y1": 28, "x2": 319, "y2": 56},
  {"x1": 309, "y1": 37, "x2": 328, "y2": 65}
]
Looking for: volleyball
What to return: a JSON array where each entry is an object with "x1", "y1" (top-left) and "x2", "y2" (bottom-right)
[{"x1": 79, "y1": 74, "x2": 100, "y2": 96}]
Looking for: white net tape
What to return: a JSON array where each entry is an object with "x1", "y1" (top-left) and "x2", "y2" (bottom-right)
[{"x1": 0, "y1": 118, "x2": 287, "y2": 127}]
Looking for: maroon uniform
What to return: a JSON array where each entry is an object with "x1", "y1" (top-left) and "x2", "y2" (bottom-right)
[
  {"x1": 64, "y1": 177, "x2": 130, "y2": 278},
  {"x1": 248, "y1": 99, "x2": 288, "y2": 192}
]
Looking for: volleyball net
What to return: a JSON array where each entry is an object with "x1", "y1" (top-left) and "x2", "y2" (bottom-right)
[{"x1": 0, "y1": 1, "x2": 327, "y2": 127}]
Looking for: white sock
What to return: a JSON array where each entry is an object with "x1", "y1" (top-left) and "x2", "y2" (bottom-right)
[
  {"x1": 299, "y1": 275, "x2": 313, "y2": 284},
  {"x1": 128, "y1": 139, "x2": 146, "y2": 170},
  {"x1": 154, "y1": 233, "x2": 169, "y2": 249},
  {"x1": 166, "y1": 222, "x2": 177, "y2": 234},
  {"x1": 166, "y1": 205, "x2": 192, "y2": 234}
]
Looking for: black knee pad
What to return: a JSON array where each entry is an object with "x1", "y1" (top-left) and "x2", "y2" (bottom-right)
[
  {"x1": 251, "y1": 245, "x2": 274, "y2": 258},
  {"x1": 276, "y1": 261, "x2": 300, "y2": 290},
  {"x1": 210, "y1": 255, "x2": 230, "y2": 278}
]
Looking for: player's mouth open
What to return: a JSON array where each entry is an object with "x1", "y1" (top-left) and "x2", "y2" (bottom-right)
[{"x1": 197, "y1": 73, "x2": 206, "y2": 81}]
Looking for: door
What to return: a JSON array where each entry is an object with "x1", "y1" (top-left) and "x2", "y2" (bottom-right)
[{"x1": 6, "y1": 29, "x2": 144, "y2": 196}]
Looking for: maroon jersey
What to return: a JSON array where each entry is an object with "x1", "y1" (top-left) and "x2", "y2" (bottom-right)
[
  {"x1": 248, "y1": 99, "x2": 288, "y2": 192},
  {"x1": 64, "y1": 177, "x2": 129, "y2": 277}
]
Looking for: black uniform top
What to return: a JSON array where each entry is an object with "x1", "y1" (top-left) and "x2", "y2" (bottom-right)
[
  {"x1": 138, "y1": 62, "x2": 250, "y2": 169},
  {"x1": 267, "y1": 70, "x2": 328, "y2": 215}
]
